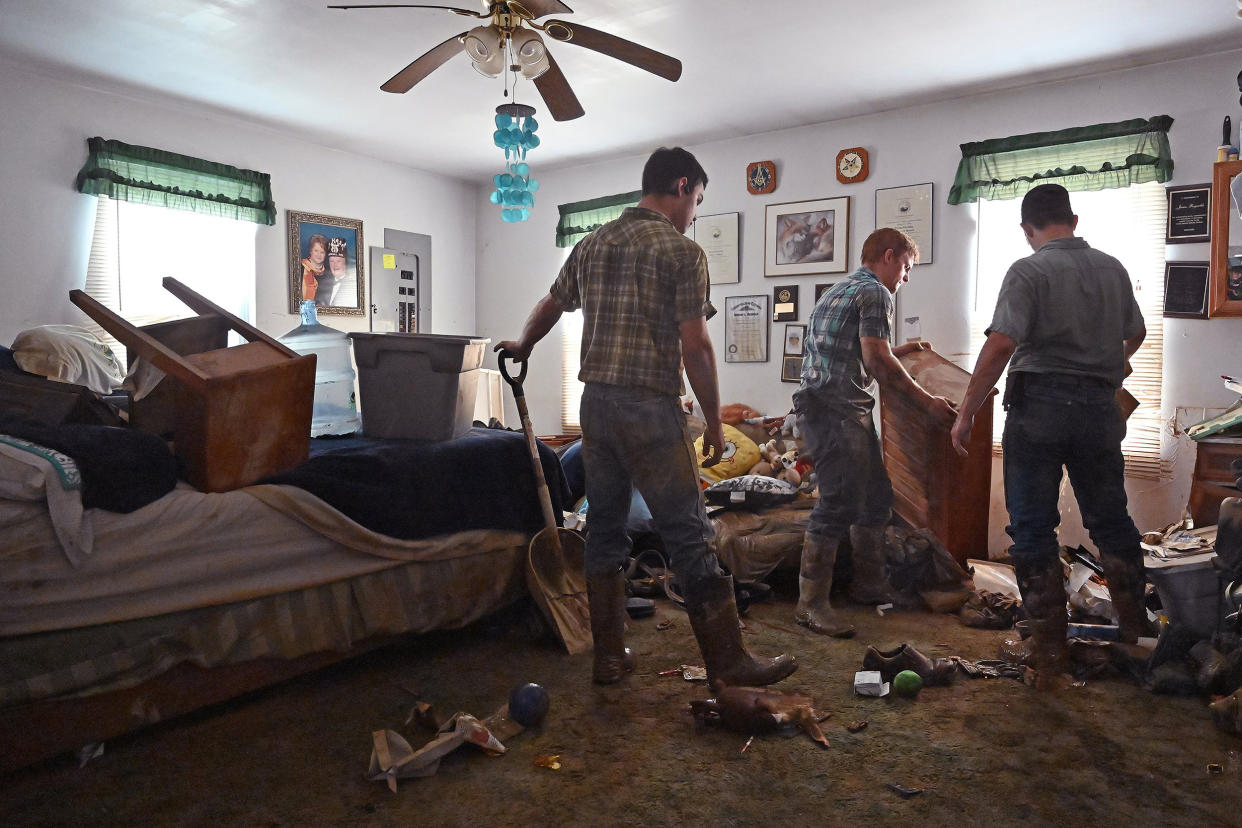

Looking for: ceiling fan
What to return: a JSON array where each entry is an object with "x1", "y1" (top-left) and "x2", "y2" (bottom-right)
[{"x1": 327, "y1": 1, "x2": 682, "y2": 121}]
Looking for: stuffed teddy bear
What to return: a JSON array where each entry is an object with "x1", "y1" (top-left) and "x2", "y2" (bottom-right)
[{"x1": 751, "y1": 439, "x2": 803, "y2": 487}]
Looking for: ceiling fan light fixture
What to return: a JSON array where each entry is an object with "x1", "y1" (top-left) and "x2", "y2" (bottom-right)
[
  {"x1": 510, "y1": 29, "x2": 549, "y2": 80},
  {"x1": 464, "y1": 25, "x2": 504, "y2": 77}
]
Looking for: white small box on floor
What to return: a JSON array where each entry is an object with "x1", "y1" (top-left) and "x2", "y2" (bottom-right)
[{"x1": 854, "y1": 671, "x2": 890, "y2": 697}]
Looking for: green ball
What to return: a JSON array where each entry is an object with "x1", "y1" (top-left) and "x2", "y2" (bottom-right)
[{"x1": 893, "y1": 670, "x2": 923, "y2": 697}]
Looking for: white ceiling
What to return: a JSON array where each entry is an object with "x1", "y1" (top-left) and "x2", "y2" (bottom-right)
[{"x1": 1, "y1": 0, "x2": 1239, "y2": 180}]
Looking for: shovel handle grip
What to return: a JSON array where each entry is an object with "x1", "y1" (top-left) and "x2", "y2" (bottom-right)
[{"x1": 497, "y1": 351, "x2": 529, "y2": 395}]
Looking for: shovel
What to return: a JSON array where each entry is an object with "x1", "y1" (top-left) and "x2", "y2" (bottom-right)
[{"x1": 498, "y1": 352, "x2": 592, "y2": 655}]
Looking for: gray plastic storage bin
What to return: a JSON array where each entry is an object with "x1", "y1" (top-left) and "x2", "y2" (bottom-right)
[
  {"x1": 1145, "y1": 551, "x2": 1224, "y2": 640},
  {"x1": 349, "y1": 332, "x2": 490, "y2": 441}
]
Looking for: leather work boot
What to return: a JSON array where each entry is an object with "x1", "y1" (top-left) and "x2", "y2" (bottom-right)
[
  {"x1": 1014, "y1": 556, "x2": 1071, "y2": 690},
  {"x1": 862, "y1": 643, "x2": 957, "y2": 686},
  {"x1": 587, "y1": 567, "x2": 636, "y2": 685},
  {"x1": 684, "y1": 574, "x2": 798, "y2": 688},
  {"x1": 794, "y1": 533, "x2": 856, "y2": 638},
  {"x1": 847, "y1": 524, "x2": 896, "y2": 605},
  {"x1": 1100, "y1": 549, "x2": 1149, "y2": 644}
]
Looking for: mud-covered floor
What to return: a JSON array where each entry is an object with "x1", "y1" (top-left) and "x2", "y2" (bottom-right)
[{"x1": 3, "y1": 574, "x2": 1240, "y2": 826}]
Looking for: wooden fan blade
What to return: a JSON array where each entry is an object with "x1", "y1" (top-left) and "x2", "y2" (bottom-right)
[
  {"x1": 512, "y1": 0, "x2": 574, "y2": 19},
  {"x1": 533, "y1": 52, "x2": 584, "y2": 121},
  {"x1": 546, "y1": 20, "x2": 681, "y2": 81},
  {"x1": 328, "y1": 4, "x2": 481, "y2": 13},
  {"x1": 380, "y1": 32, "x2": 467, "y2": 93}
]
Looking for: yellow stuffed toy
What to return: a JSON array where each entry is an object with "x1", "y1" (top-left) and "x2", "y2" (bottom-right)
[{"x1": 694, "y1": 423, "x2": 760, "y2": 484}]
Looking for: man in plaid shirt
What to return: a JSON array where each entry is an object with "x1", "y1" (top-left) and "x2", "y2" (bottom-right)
[
  {"x1": 793, "y1": 228, "x2": 955, "y2": 638},
  {"x1": 497, "y1": 147, "x2": 796, "y2": 689}
]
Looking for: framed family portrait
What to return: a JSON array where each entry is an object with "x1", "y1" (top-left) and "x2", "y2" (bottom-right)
[
  {"x1": 764, "y1": 197, "x2": 849, "y2": 277},
  {"x1": 287, "y1": 210, "x2": 365, "y2": 315}
]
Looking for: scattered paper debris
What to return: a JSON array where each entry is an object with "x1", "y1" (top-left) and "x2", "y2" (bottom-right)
[
  {"x1": 886, "y1": 782, "x2": 923, "y2": 798},
  {"x1": 875, "y1": 603, "x2": 894, "y2": 616},
  {"x1": 534, "y1": 754, "x2": 562, "y2": 770}
]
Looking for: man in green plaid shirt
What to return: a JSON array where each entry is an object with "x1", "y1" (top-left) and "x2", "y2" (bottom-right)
[
  {"x1": 497, "y1": 147, "x2": 796, "y2": 690},
  {"x1": 793, "y1": 228, "x2": 955, "y2": 638}
]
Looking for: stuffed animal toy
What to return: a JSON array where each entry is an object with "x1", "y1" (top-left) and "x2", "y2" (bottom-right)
[{"x1": 751, "y1": 439, "x2": 803, "y2": 487}]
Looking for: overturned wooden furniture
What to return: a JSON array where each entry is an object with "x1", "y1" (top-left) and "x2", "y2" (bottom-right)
[
  {"x1": 880, "y1": 347, "x2": 995, "y2": 566},
  {"x1": 70, "y1": 278, "x2": 316, "y2": 492}
]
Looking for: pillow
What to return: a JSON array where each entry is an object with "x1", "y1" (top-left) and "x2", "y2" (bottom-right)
[
  {"x1": 11, "y1": 325, "x2": 124, "y2": 395},
  {"x1": 694, "y1": 423, "x2": 760, "y2": 484},
  {"x1": 704, "y1": 474, "x2": 798, "y2": 510}
]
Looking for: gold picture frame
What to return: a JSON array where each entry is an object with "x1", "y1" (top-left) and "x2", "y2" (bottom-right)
[{"x1": 287, "y1": 210, "x2": 365, "y2": 315}]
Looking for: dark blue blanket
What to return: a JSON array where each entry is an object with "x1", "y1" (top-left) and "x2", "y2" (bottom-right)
[{"x1": 261, "y1": 426, "x2": 570, "y2": 541}]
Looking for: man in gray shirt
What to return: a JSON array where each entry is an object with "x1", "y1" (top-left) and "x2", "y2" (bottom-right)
[{"x1": 950, "y1": 183, "x2": 1147, "y2": 691}]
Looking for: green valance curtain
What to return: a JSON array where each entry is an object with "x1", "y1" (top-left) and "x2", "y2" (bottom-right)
[
  {"x1": 947, "y1": 116, "x2": 1173, "y2": 205},
  {"x1": 75, "y1": 137, "x2": 276, "y2": 225},
  {"x1": 555, "y1": 190, "x2": 642, "y2": 247}
]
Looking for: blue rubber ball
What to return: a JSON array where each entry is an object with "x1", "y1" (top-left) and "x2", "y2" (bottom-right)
[{"x1": 508, "y1": 682, "x2": 550, "y2": 726}]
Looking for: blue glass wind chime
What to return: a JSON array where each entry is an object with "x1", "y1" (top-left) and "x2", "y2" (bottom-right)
[{"x1": 490, "y1": 102, "x2": 540, "y2": 222}]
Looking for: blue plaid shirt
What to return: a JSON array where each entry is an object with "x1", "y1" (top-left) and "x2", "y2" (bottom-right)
[{"x1": 797, "y1": 266, "x2": 893, "y2": 417}]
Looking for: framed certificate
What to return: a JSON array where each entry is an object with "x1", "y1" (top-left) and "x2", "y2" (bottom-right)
[
  {"x1": 692, "y1": 212, "x2": 740, "y2": 284},
  {"x1": 723, "y1": 295, "x2": 769, "y2": 363},
  {"x1": 875, "y1": 183, "x2": 933, "y2": 264}
]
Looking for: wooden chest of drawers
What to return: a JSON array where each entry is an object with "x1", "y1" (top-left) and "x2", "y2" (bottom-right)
[
  {"x1": 879, "y1": 349, "x2": 995, "y2": 566},
  {"x1": 1187, "y1": 437, "x2": 1242, "y2": 527}
]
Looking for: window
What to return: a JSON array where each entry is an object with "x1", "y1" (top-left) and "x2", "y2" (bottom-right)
[
  {"x1": 561, "y1": 307, "x2": 583, "y2": 432},
  {"x1": 84, "y1": 196, "x2": 257, "y2": 361},
  {"x1": 970, "y1": 181, "x2": 1167, "y2": 479}
]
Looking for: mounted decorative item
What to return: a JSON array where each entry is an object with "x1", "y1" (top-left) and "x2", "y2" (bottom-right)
[
  {"x1": 772, "y1": 285, "x2": 799, "y2": 321},
  {"x1": 287, "y1": 211, "x2": 365, "y2": 316},
  {"x1": 691, "y1": 212, "x2": 740, "y2": 284},
  {"x1": 765, "y1": 197, "x2": 850, "y2": 276},
  {"x1": 875, "y1": 183, "x2": 934, "y2": 264},
  {"x1": 490, "y1": 103, "x2": 541, "y2": 222},
  {"x1": 723, "y1": 295, "x2": 769, "y2": 363},
  {"x1": 1209, "y1": 160, "x2": 1242, "y2": 316},
  {"x1": 835, "y1": 147, "x2": 869, "y2": 184},
  {"x1": 1165, "y1": 182, "x2": 1211, "y2": 244},
  {"x1": 747, "y1": 161, "x2": 777, "y2": 195},
  {"x1": 1163, "y1": 261, "x2": 1210, "y2": 319}
]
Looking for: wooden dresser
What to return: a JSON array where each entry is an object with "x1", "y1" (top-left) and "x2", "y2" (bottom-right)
[
  {"x1": 879, "y1": 348, "x2": 995, "y2": 566},
  {"x1": 1187, "y1": 436, "x2": 1242, "y2": 527}
]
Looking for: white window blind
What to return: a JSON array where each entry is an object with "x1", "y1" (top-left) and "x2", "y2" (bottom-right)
[
  {"x1": 560, "y1": 309, "x2": 583, "y2": 433},
  {"x1": 971, "y1": 181, "x2": 1168, "y2": 480}
]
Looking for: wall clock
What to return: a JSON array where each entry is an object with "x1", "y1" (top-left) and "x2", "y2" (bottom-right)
[
  {"x1": 747, "y1": 161, "x2": 777, "y2": 194},
  {"x1": 835, "y1": 147, "x2": 869, "y2": 184}
]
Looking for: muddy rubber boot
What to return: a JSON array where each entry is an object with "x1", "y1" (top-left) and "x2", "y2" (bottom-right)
[
  {"x1": 794, "y1": 534, "x2": 856, "y2": 638},
  {"x1": 685, "y1": 574, "x2": 798, "y2": 688},
  {"x1": 847, "y1": 524, "x2": 895, "y2": 605},
  {"x1": 1015, "y1": 557, "x2": 1070, "y2": 690},
  {"x1": 1100, "y1": 549, "x2": 1148, "y2": 644},
  {"x1": 587, "y1": 568, "x2": 636, "y2": 685}
]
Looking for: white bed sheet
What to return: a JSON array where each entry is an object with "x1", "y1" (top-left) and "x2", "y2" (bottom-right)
[{"x1": 0, "y1": 482, "x2": 527, "y2": 636}]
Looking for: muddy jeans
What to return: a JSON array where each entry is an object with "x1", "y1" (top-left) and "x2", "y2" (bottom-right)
[
  {"x1": 579, "y1": 383, "x2": 723, "y2": 584},
  {"x1": 1002, "y1": 372, "x2": 1142, "y2": 568},
  {"x1": 794, "y1": 395, "x2": 893, "y2": 541}
]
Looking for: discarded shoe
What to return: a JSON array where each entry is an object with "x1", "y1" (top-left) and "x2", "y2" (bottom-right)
[{"x1": 862, "y1": 643, "x2": 956, "y2": 686}]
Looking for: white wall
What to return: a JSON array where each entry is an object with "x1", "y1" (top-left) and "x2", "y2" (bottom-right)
[
  {"x1": 476, "y1": 49, "x2": 1242, "y2": 554},
  {"x1": 0, "y1": 61, "x2": 478, "y2": 346}
]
